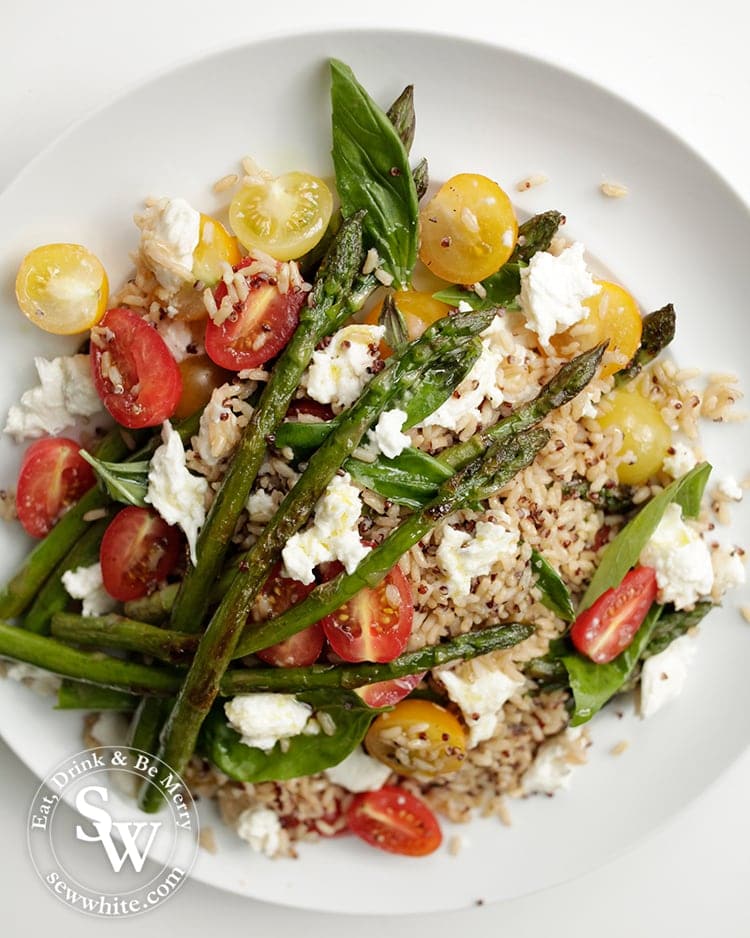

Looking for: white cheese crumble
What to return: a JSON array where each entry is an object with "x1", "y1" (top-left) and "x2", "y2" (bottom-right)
[
  {"x1": 224, "y1": 693, "x2": 312, "y2": 751},
  {"x1": 421, "y1": 316, "x2": 513, "y2": 431},
  {"x1": 135, "y1": 196, "x2": 201, "y2": 292},
  {"x1": 236, "y1": 807, "x2": 283, "y2": 858},
  {"x1": 304, "y1": 324, "x2": 384, "y2": 410},
  {"x1": 662, "y1": 442, "x2": 698, "y2": 479},
  {"x1": 639, "y1": 503, "x2": 714, "y2": 610},
  {"x1": 518, "y1": 242, "x2": 600, "y2": 348},
  {"x1": 711, "y1": 547, "x2": 747, "y2": 599},
  {"x1": 145, "y1": 421, "x2": 208, "y2": 564},
  {"x1": 191, "y1": 383, "x2": 249, "y2": 468},
  {"x1": 522, "y1": 727, "x2": 584, "y2": 795},
  {"x1": 640, "y1": 634, "x2": 697, "y2": 718},
  {"x1": 368, "y1": 408, "x2": 410, "y2": 459},
  {"x1": 436, "y1": 517, "x2": 517, "y2": 600},
  {"x1": 717, "y1": 476, "x2": 743, "y2": 501},
  {"x1": 61, "y1": 563, "x2": 117, "y2": 617},
  {"x1": 438, "y1": 655, "x2": 525, "y2": 747},
  {"x1": 155, "y1": 317, "x2": 197, "y2": 363},
  {"x1": 4, "y1": 355, "x2": 102, "y2": 441},
  {"x1": 324, "y1": 747, "x2": 392, "y2": 792},
  {"x1": 246, "y1": 488, "x2": 281, "y2": 524},
  {"x1": 281, "y1": 473, "x2": 370, "y2": 585}
]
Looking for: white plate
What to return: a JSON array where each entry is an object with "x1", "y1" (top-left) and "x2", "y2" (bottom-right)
[{"x1": 0, "y1": 28, "x2": 748, "y2": 915}]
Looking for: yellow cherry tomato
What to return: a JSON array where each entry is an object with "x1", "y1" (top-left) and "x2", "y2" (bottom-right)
[
  {"x1": 192, "y1": 213, "x2": 242, "y2": 287},
  {"x1": 230, "y1": 171, "x2": 333, "y2": 262},
  {"x1": 365, "y1": 290, "x2": 451, "y2": 356},
  {"x1": 365, "y1": 699, "x2": 468, "y2": 779},
  {"x1": 554, "y1": 279, "x2": 642, "y2": 379},
  {"x1": 597, "y1": 387, "x2": 672, "y2": 485},
  {"x1": 15, "y1": 243, "x2": 108, "y2": 335},
  {"x1": 173, "y1": 353, "x2": 231, "y2": 420},
  {"x1": 418, "y1": 173, "x2": 517, "y2": 284}
]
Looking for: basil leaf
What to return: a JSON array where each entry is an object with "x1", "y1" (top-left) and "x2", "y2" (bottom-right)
[
  {"x1": 580, "y1": 462, "x2": 712, "y2": 610},
  {"x1": 379, "y1": 293, "x2": 409, "y2": 355},
  {"x1": 348, "y1": 447, "x2": 452, "y2": 509},
  {"x1": 79, "y1": 451, "x2": 150, "y2": 508},
  {"x1": 330, "y1": 59, "x2": 419, "y2": 289},
  {"x1": 200, "y1": 689, "x2": 384, "y2": 782},
  {"x1": 530, "y1": 549, "x2": 575, "y2": 622},
  {"x1": 434, "y1": 263, "x2": 524, "y2": 312},
  {"x1": 396, "y1": 339, "x2": 483, "y2": 429},
  {"x1": 561, "y1": 604, "x2": 663, "y2": 726}
]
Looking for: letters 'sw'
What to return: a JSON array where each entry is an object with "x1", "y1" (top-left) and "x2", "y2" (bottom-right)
[{"x1": 75, "y1": 786, "x2": 161, "y2": 873}]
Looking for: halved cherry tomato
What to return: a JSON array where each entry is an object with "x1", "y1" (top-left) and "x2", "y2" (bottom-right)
[
  {"x1": 90, "y1": 307, "x2": 182, "y2": 429},
  {"x1": 365, "y1": 699, "x2": 467, "y2": 779},
  {"x1": 192, "y1": 213, "x2": 242, "y2": 287},
  {"x1": 16, "y1": 438, "x2": 96, "y2": 538},
  {"x1": 570, "y1": 565, "x2": 658, "y2": 664},
  {"x1": 596, "y1": 387, "x2": 672, "y2": 485},
  {"x1": 419, "y1": 173, "x2": 517, "y2": 283},
  {"x1": 355, "y1": 672, "x2": 425, "y2": 709},
  {"x1": 229, "y1": 171, "x2": 333, "y2": 261},
  {"x1": 205, "y1": 259, "x2": 305, "y2": 371},
  {"x1": 173, "y1": 354, "x2": 232, "y2": 420},
  {"x1": 15, "y1": 243, "x2": 108, "y2": 335},
  {"x1": 252, "y1": 564, "x2": 323, "y2": 668},
  {"x1": 322, "y1": 563, "x2": 414, "y2": 663},
  {"x1": 346, "y1": 786, "x2": 442, "y2": 857},
  {"x1": 365, "y1": 290, "x2": 451, "y2": 357},
  {"x1": 99, "y1": 506, "x2": 182, "y2": 601}
]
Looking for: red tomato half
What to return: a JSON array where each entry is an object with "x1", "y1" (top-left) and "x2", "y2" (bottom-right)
[
  {"x1": 90, "y1": 307, "x2": 182, "y2": 429},
  {"x1": 355, "y1": 672, "x2": 425, "y2": 709},
  {"x1": 205, "y1": 259, "x2": 305, "y2": 371},
  {"x1": 16, "y1": 438, "x2": 95, "y2": 538},
  {"x1": 100, "y1": 506, "x2": 182, "y2": 601},
  {"x1": 346, "y1": 786, "x2": 442, "y2": 857},
  {"x1": 253, "y1": 564, "x2": 323, "y2": 668},
  {"x1": 570, "y1": 565, "x2": 658, "y2": 664},
  {"x1": 322, "y1": 563, "x2": 414, "y2": 664}
]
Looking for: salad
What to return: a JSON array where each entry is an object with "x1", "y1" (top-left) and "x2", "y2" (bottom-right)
[{"x1": 0, "y1": 60, "x2": 746, "y2": 861}]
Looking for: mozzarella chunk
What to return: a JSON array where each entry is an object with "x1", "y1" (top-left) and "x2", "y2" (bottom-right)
[
  {"x1": 4, "y1": 355, "x2": 102, "y2": 441},
  {"x1": 61, "y1": 563, "x2": 117, "y2": 617},
  {"x1": 662, "y1": 442, "x2": 698, "y2": 479},
  {"x1": 246, "y1": 488, "x2": 281, "y2": 524},
  {"x1": 640, "y1": 634, "x2": 697, "y2": 718},
  {"x1": 436, "y1": 517, "x2": 518, "y2": 600},
  {"x1": 155, "y1": 317, "x2": 196, "y2": 363},
  {"x1": 135, "y1": 196, "x2": 200, "y2": 292},
  {"x1": 236, "y1": 807, "x2": 283, "y2": 858},
  {"x1": 518, "y1": 242, "x2": 600, "y2": 347},
  {"x1": 639, "y1": 503, "x2": 714, "y2": 610},
  {"x1": 224, "y1": 693, "x2": 312, "y2": 751},
  {"x1": 438, "y1": 654, "x2": 525, "y2": 747},
  {"x1": 146, "y1": 421, "x2": 208, "y2": 564},
  {"x1": 324, "y1": 747, "x2": 392, "y2": 792},
  {"x1": 304, "y1": 325, "x2": 384, "y2": 409},
  {"x1": 522, "y1": 727, "x2": 585, "y2": 794},
  {"x1": 368, "y1": 408, "x2": 410, "y2": 459},
  {"x1": 281, "y1": 473, "x2": 370, "y2": 585}
]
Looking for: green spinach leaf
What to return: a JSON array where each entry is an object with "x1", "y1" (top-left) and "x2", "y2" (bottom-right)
[
  {"x1": 530, "y1": 549, "x2": 575, "y2": 622},
  {"x1": 580, "y1": 462, "x2": 711, "y2": 610},
  {"x1": 330, "y1": 60, "x2": 419, "y2": 289},
  {"x1": 200, "y1": 689, "x2": 384, "y2": 782},
  {"x1": 561, "y1": 604, "x2": 663, "y2": 725}
]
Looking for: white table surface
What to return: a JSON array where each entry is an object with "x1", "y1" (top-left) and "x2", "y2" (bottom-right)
[{"x1": 1, "y1": 0, "x2": 748, "y2": 934}]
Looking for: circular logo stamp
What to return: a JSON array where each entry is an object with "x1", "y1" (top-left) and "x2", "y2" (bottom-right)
[{"x1": 27, "y1": 747, "x2": 199, "y2": 918}]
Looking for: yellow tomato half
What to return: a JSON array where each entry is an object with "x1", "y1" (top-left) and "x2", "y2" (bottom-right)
[
  {"x1": 597, "y1": 387, "x2": 672, "y2": 485},
  {"x1": 192, "y1": 214, "x2": 242, "y2": 287},
  {"x1": 365, "y1": 290, "x2": 451, "y2": 356}
]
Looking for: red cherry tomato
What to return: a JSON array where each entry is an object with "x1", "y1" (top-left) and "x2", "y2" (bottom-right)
[
  {"x1": 99, "y1": 506, "x2": 182, "y2": 601},
  {"x1": 346, "y1": 786, "x2": 442, "y2": 857},
  {"x1": 355, "y1": 672, "x2": 425, "y2": 709},
  {"x1": 570, "y1": 565, "x2": 658, "y2": 664},
  {"x1": 90, "y1": 307, "x2": 182, "y2": 429},
  {"x1": 16, "y1": 438, "x2": 96, "y2": 538},
  {"x1": 322, "y1": 563, "x2": 414, "y2": 664},
  {"x1": 205, "y1": 259, "x2": 305, "y2": 371},
  {"x1": 253, "y1": 564, "x2": 323, "y2": 668}
]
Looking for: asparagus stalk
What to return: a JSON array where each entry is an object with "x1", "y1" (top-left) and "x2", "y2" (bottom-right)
[
  {"x1": 386, "y1": 84, "x2": 416, "y2": 153},
  {"x1": 56, "y1": 680, "x2": 137, "y2": 711},
  {"x1": 510, "y1": 210, "x2": 566, "y2": 264},
  {"x1": 614, "y1": 304, "x2": 676, "y2": 386},
  {"x1": 124, "y1": 584, "x2": 180, "y2": 624},
  {"x1": 145, "y1": 308, "x2": 498, "y2": 808},
  {"x1": 23, "y1": 518, "x2": 110, "y2": 635},
  {"x1": 235, "y1": 427, "x2": 549, "y2": 658},
  {"x1": 50, "y1": 612, "x2": 199, "y2": 665},
  {"x1": 168, "y1": 213, "x2": 370, "y2": 634},
  {"x1": 129, "y1": 696, "x2": 173, "y2": 752}
]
